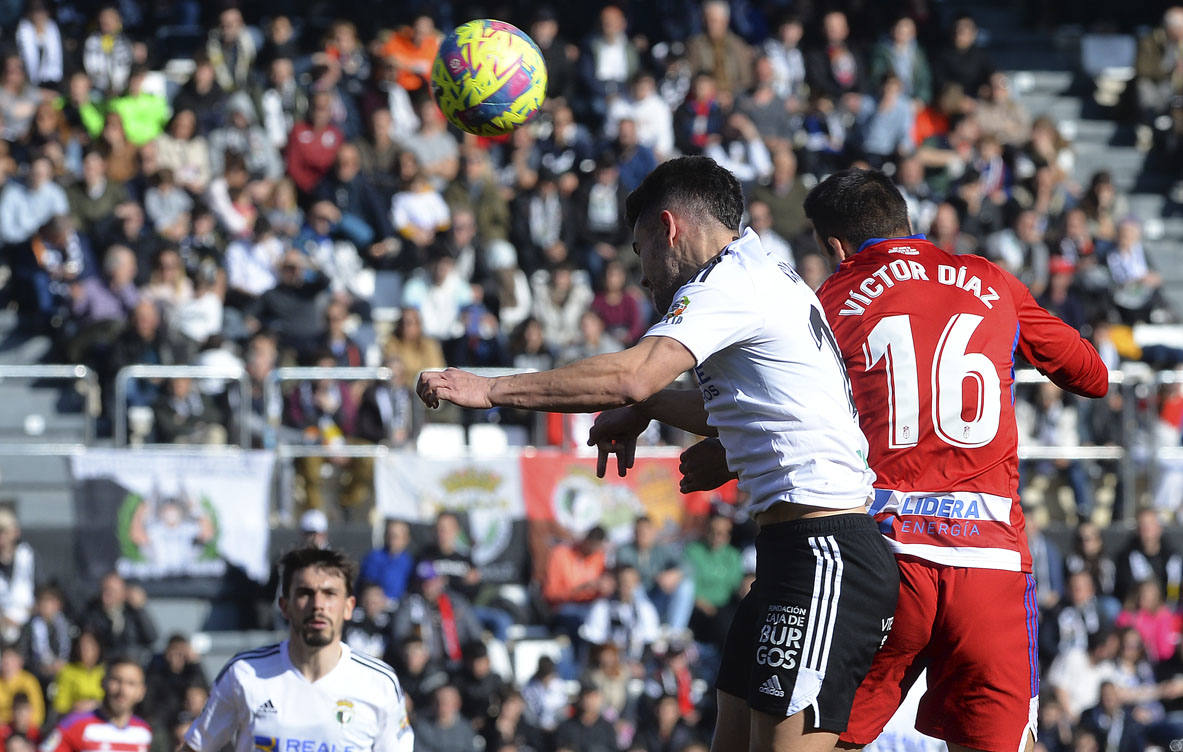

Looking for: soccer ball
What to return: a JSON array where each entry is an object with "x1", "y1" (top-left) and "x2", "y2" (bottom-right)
[{"x1": 431, "y1": 19, "x2": 548, "y2": 137}]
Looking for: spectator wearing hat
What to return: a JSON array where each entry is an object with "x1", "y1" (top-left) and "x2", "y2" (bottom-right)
[
  {"x1": 298, "y1": 509, "x2": 329, "y2": 549},
  {"x1": 392, "y1": 561, "x2": 482, "y2": 669}
]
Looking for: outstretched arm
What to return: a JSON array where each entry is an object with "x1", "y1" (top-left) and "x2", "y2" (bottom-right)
[{"x1": 417, "y1": 335, "x2": 697, "y2": 413}]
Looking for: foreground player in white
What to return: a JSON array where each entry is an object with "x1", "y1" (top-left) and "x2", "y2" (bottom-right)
[
  {"x1": 418, "y1": 156, "x2": 898, "y2": 752},
  {"x1": 182, "y1": 547, "x2": 413, "y2": 752}
]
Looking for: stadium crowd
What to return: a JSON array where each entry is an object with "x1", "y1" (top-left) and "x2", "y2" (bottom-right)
[{"x1": 0, "y1": 0, "x2": 1180, "y2": 750}]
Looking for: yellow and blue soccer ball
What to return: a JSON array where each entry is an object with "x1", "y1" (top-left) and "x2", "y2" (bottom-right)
[{"x1": 431, "y1": 19, "x2": 548, "y2": 137}]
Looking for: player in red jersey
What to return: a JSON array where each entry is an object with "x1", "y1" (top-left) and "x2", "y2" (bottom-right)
[
  {"x1": 41, "y1": 657, "x2": 150, "y2": 752},
  {"x1": 682, "y1": 169, "x2": 1107, "y2": 752}
]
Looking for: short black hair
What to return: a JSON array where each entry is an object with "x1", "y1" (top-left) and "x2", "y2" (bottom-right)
[
  {"x1": 105, "y1": 655, "x2": 145, "y2": 677},
  {"x1": 279, "y1": 547, "x2": 358, "y2": 600},
  {"x1": 625, "y1": 156, "x2": 744, "y2": 233},
  {"x1": 803, "y1": 169, "x2": 911, "y2": 251}
]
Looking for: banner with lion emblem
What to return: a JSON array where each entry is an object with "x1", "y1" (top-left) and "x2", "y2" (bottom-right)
[{"x1": 72, "y1": 450, "x2": 274, "y2": 586}]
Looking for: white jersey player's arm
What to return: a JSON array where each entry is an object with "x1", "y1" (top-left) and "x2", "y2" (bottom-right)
[
  {"x1": 420, "y1": 334, "x2": 697, "y2": 413},
  {"x1": 181, "y1": 665, "x2": 249, "y2": 752},
  {"x1": 373, "y1": 689, "x2": 415, "y2": 752}
]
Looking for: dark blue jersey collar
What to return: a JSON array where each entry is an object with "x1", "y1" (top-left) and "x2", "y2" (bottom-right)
[{"x1": 857, "y1": 234, "x2": 927, "y2": 253}]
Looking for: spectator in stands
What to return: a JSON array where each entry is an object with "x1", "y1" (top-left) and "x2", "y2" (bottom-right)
[
  {"x1": 1116, "y1": 509, "x2": 1183, "y2": 605},
  {"x1": 1116, "y1": 579, "x2": 1181, "y2": 663},
  {"x1": 393, "y1": 637, "x2": 448, "y2": 714},
  {"x1": 686, "y1": 1, "x2": 754, "y2": 97},
  {"x1": 532, "y1": 265, "x2": 594, "y2": 350},
  {"x1": 482, "y1": 690, "x2": 544, "y2": 752},
  {"x1": 805, "y1": 10, "x2": 865, "y2": 101},
  {"x1": 17, "y1": 585, "x2": 69, "y2": 685},
  {"x1": 611, "y1": 119, "x2": 657, "y2": 196},
  {"x1": 977, "y1": 73, "x2": 1032, "y2": 147},
  {"x1": 635, "y1": 694, "x2": 699, "y2": 752},
  {"x1": 543, "y1": 526, "x2": 611, "y2": 643},
  {"x1": 1055, "y1": 570, "x2": 1121, "y2": 657},
  {"x1": 209, "y1": 93, "x2": 282, "y2": 183},
  {"x1": 206, "y1": 7, "x2": 255, "y2": 93},
  {"x1": 154, "y1": 110, "x2": 211, "y2": 197},
  {"x1": 1107, "y1": 218, "x2": 1164, "y2": 323},
  {"x1": 869, "y1": 16, "x2": 932, "y2": 105},
  {"x1": 82, "y1": 6, "x2": 132, "y2": 97},
  {"x1": 987, "y1": 208, "x2": 1051, "y2": 296},
  {"x1": 107, "y1": 66, "x2": 169, "y2": 147},
  {"x1": 703, "y1": 112, "x2": 773, "y2": 186},
  {"x1": 523, "y1": 656, "x2": 569, "y2": 733},
  {"x1": 298, "y1": 510, "x2": 329, "y2": 550},
  {"x1": 253, "y1": 250, "x2": 329, "y2": 357},
  {"x1": 674, "y1": 73, "x2": 724, "y2": 156},
  {"x1": 379, "y1": 14, "x2": 439, "y2": 95},
  {"x1": 143, "y1": 634, "x2": 206, "y2": 729},
  {"x1": 401, "y1": 250, "x2": 470, "y2": 342},
  {"x1": 401, "y1": 101, "x2": 458, "y2": 191},
  {"x1": 392, "y1": 561, "x2": 482, "y2": 670},
  {"x1": 685, "y1": 514, "x2": 744, "y2": 646},
  {"x1": 591, "y1": 260, "x2": 645, "y2": 346},
  {"x1": 1, "y1": 693, "x2": 41, "y2": 746},
  {"x1": 97, "y1": 112, "x2": 138, "y2": 184},
  {"x1": 1134, "y1": 8, "x2": 1183, "y2": 143},
  {"x1": 762, "y1": 14, "x2": 806, "y2": 105},
  {"x1": 0, "y1": 155, "x2": 69, "y2": 246},
  {"x1": 933, "y1": 14, "x2": 994, "y2": 98},
  {"x1": 579, "y1": 564, "x2": 660, "y2": 661},
  {"x1": 0, "y1": 56, "x2": 40, "y2": 143},
  {"x1": 385, "y1": 307, "x2": 445, "y2": 384},
  {"x1": 622, "y1": 520, "x2": 691, "y2": 635},
  {"x1": 16, "y1": 1, "x2": 62, "y2": 90},
  {"x1": 1038, "y1": 258, "x2": 1088, "y2": 332},
  {"x1": 143, "y1": 247, "x2": 193, "y2": 315},
  {"x1": 0, "y1": 649, "x2": 42, "y2": 727},
  {"x1": 749, "y1": 145, "x2": 809, "y2": 243},
  {"x1": 257, "y1": 57, "x2": 306, "y2": 152},
  {"x1": 390, "y1": 174, "x2": 450, "y2": 269},
  {"x1": 508, "y1": 317, "x2": 555, "y2": 374},
  {"x1": 446, "y1": 148, "x2": 509, "y2": 244},
  {"x1": 1017, "y1": 382, "x2": 1095, "y2": 519},
  {"x1": 559, "y1": 310, "x2": 621, "y2": 364},
  {"x1": 285, "y1": 92, "x2": 344, "y2": 197},
  {"x1": 555, "y1": 683, "x2": 616, "y2": 752},
  {"x1": 153, "y1": 377, "x2": 225, "y2": 444},
  {"x1": 413, "y1": 685, "x2": 476, "y2": 752},
  {"x1": 358, "y1": 519, "x2": 415, "y2": 603},
  {"x1": 1047, "y1": 630, "x2": 1121, "y2": 723},
  {"x1": 79, "y1": 573, "x2": 157, "y2": 662},
  {"x1": 108, "y1": 299, "x2": 194, "y2": 408},
  {"x1": 343, "y1": 582, "x2": 394, "y2": 662},
  {"x1": 1068, "y1": 522, "x2": 1119, "y2": 599},
  {"x1": 171, "y1": 55, "x2": 225, "y2": 136},
  {"x1": 585, "y1": 642, "x2": 632, "y2": 726},
  {"x1": 737, "y1": 56, "x2": 795, "y2": 146},
  {"x1": 315, "y1": 143, "x2": 391, "y2": 252},
  {"x1": 457, "y1": 642, "x2": 504, "y2": 730},
  {"x1": 0, "y1": 510, "x2": 32, "y2": 651},
  {"x1": 319, "y1": 299, "x2": 362, "y2": 368},
  {"x1": 856, "y1": 73, "x2": 915, "y2": 168},
  {"x1": 356, "y1": 355, "x2": 417, "y2": 447},
  {"x1": 52, "y1": 631, "x2": 104, "y2": 715},
  {"x1": 579, "y1": 5, "x2": 639, "y2": 121}
]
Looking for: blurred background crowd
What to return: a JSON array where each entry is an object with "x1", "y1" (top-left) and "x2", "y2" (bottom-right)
[{"x1": 0, "y1": 0, "x2": 1178, "y2": 750}]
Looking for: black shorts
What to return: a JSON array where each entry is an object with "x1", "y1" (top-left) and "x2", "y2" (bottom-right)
[{"x1": 715, "y1": 512, "x2": 899, "y2": 731}]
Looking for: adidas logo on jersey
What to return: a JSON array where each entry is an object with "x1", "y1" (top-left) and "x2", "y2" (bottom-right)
[
  {"x1": 254, "y1": 699, "x2": 277, "y2": 716},
  {"x1": 758, "y1": 675, "x2": 785, "y2": 698}
]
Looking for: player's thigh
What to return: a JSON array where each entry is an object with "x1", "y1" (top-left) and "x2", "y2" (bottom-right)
[
  {"x1": 750, "y1": 706, "x2": 837, "y2": 752},
  {"x1": 947, "y1": 731, "x2": 1035, "y2": 752},
  {"x1": 712, "y1": 689, "x2": 751, "y2": 752},
  {"x1": 839, "y1": 559, "x2": 939, "y2": 747},
  {"x1": 920, "y1": 569, "x2": 1039, "y2": 752}
]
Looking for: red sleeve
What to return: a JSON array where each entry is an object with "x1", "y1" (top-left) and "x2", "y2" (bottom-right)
[
  {"x1": 1006, "y1": 272, "x2": 1108, "y2": 398},
  {"x1": 44, "y1": 717, "x2": 82, "y2": 752}
]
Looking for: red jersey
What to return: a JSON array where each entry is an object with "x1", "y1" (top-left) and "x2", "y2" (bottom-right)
[
  {"x1": 42, "y1": 711, "x2": 151, "y2": 752},
  {"x1": 816, "y1": 237, "x2": 1107, "y2": 572}
]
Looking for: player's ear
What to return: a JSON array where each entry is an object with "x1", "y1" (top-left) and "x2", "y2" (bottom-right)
[
  {"x1": 659, "y1": 210, "x2": 677, "y2": 247},
  {"x1": 824, "y1": 235, "x2": 850, "y2": 262}
]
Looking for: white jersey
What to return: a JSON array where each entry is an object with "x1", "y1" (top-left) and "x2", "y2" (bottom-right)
[
  {"x1": 184, "y1": 640, "x2": 413, "y2": 752},
  {"x1": 644, "y1": 228, "x2": 874, "y2": 514}
]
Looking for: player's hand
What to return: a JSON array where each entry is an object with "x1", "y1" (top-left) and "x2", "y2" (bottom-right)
[
  {"x1": 588, "y1": 406, "x2": 651, "y2": 478},
  {"x1": 416, "y1": 368, "x2": 493, "y2": 409},
  {"x1": 679, "y1": 437, "x2": 736, "y2": 493}
]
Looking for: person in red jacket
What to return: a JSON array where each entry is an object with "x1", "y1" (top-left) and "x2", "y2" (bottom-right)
[
  {"x1": 285, "y1": 92, "x2": 343, "y2": 196},
  {"x1": 683, "y1": 169, "x2": 1108, "y2": 752}
]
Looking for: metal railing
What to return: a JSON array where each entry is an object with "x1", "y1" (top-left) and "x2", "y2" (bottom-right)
[
  {"x1": 113, "y1": 364, "x2": 251, "y2": 448},
  {"x1": 0, "y1": 364, "x2": 99, "y2": 445}
]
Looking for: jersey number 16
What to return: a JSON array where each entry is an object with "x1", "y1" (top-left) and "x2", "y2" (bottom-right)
[{"x1": 862, "y1": 313, "x2": 1002, "y2": 449}]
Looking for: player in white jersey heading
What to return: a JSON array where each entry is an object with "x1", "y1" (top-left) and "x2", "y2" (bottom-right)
[
  {"x1": 182, "y1": 547, "x2": 413, "y2": 752},
  {"x1": 417, "y1": 156, "x2": 898, "y2": 752}
]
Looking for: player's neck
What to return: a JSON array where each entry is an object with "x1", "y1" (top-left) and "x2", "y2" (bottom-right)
[
  {"x1": 287, "y1": 637, "x2": 344, "y2": 682},
  {"x1": 102, "y1": 706, "x2": 133, "y2": 728}
]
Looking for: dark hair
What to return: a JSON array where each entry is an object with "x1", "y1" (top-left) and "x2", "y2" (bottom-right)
[
  {"x1": 625, "y1": 156, "x2": 744, "y2": 233},
  {"x1": 803, "y1": 168, "x2": 911, "y2": 251},
  {"x1": 279, "y1": 547, "x2": 358, "y2": 599},
  {"x1": 105, "y1": 655, "x2": 145, "y2": 679}
]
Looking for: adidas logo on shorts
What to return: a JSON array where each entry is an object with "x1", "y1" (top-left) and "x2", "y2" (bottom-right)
[{"x1": 758, "y1": 675, "x2": 785, "y2": 698}]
